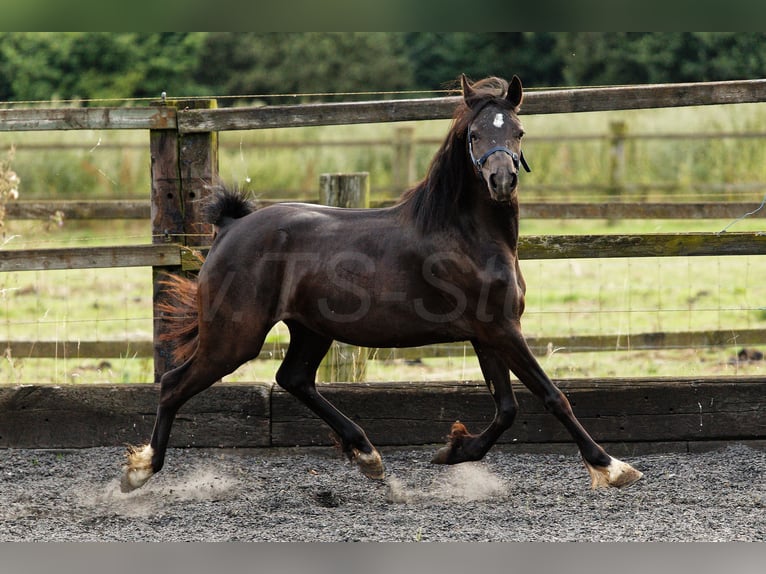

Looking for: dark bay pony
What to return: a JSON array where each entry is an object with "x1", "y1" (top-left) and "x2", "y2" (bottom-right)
[{"x1": 122, "y1": 75, "x2": 642, "y2": 492}]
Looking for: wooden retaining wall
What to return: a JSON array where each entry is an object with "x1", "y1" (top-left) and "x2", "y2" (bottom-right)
[{"x1": 2, "y1": 378, "x2": 765, "y2": 452}]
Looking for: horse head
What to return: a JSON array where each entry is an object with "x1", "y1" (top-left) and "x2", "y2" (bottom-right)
[{"x1": 462, "y1": 74, "x2": 530, "y2": 203}]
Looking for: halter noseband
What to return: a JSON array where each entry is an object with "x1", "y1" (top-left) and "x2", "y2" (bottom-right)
[{"x1": 468, "y1": 129, "x2": 531, "y2": 174}]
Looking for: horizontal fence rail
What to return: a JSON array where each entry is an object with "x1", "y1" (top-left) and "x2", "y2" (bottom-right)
[
  {"x1": 177, "y1": 79, "x2": 766, "y2": 132},
  {"x1": 2, "y1": 79, "x2": 765, "y2": 132},
  {"x1": 3, "y1": 233, "x2": 764, "y2": 273},
  {"x1": 5, "y1": 200, "x2": 151, "y2": 220},
  {"x1": 4, "y1": 328, "x2": 765, "y2": 360},
  {"x1": 7, "y1": 200, "x2": 766, "y2": 221},
  {"x1": 0, "y1": 244, "x2": 181, "y2": 271},
  {"x1": 0, "y1": 106, "x2": 176, "y2": 131}
]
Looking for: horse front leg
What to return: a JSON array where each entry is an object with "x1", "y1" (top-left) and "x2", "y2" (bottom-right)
[
  {"x1": 502, "y1": 330, "x2": 642, "y2": 489},
  {"x1": 432, "y1": 343, "x2": 518, "y2": 464}
]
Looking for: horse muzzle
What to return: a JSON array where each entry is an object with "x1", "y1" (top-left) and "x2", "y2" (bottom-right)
[
  {"x1": 469, "y1": 140, "x2": 529, "y2": 203},
  {"x1": 487, "y1": 168, "x2": 518, "y2": 202}
]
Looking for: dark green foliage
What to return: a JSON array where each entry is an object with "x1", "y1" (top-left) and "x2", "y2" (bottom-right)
[
  {"x1": 403, "y1": 33, "x2": 564, "y2": 90},
  {"x1": 194, "y1": 33, "x2": 414, "y2": 102},
  {"x1": 558, "y1": 33, "x2": 766, "y2": 86},
  {"x1": 1, "y1": 32, "x2": 765, "y2": 104},
  {"x1": 0, "y1": 32, "x2": 207, "y2": 103}
]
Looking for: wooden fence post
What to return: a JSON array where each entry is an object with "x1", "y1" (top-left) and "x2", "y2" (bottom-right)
[
  {"x1": 608, "y1": 120, "x2": 627, "y2": 198},
  {"x1": 392, "y1": 126, "x2": 415, "y2": 194},
  {"x1": 151, "y1": 99, "x2": 218, "y2": 383},
  {"x1": 606, "y1": 120, "x2": 628, "y2": 226},
  {"x1": 318, "y1": 172, "x2": 370, "y2": 383}
]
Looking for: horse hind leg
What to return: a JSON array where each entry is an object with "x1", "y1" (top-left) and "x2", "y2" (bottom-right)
[
  {"x1": 121, "y1": 356, "x2": 225, "y2": 492},
  {"x1": 432, "y1": 343, "x2": 518, "y2": 465},
  {"x1": 276, "y1": 321, "x2": 384, "y2": 480},
  {"x1": 121, "y1": 329, "x2": 271, "y2": 492}
]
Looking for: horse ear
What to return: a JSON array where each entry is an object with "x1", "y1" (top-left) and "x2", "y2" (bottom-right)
[
  {"x1": 461, "y1": 74, "x2": 479, "y2": 107},
  {"x1": 507, "y1": 75, "x2": 523, "y2": 111}
]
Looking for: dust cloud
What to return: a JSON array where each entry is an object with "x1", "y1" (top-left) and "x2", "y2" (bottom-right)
[
  {"x1": 80, "y1": 466, "x2": 240, "y2": 517},
  {"x1": 386, "y1": 462, "x2": 507, "y2": 504}
]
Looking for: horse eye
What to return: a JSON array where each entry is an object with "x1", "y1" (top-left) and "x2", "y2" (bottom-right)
[{"x1": 470, "y1": 132, "x2": 479, "y2": 141}]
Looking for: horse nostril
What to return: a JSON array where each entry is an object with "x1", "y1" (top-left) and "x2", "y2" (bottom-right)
[{"x1": 489, "y1": 173, "x2": 498, "y2": 191}]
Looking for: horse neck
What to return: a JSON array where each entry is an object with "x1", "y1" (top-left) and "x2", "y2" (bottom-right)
[{"x1": 466, "y1": 180, "x2": 521, "y2": 250}]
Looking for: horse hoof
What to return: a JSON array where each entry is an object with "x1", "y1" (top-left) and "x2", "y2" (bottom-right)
[
  {"x1": 431, "y1": 421, "x2": 472, "y2": 465},
  {"x1": 584, "y1": 456, "x2": 643, "y2": 489},
  {"x1": 121, "y1": 444, "x2": 155, "y2": 493},
  {"x1": 431, "y1": 446, "x2": 453, "y2": 465},
  {"x1": 120, "y1": 469, "x2": 152, "y2": 493},
  {"x1": 352, "y1": 448, "x2": 385, "y2": 480}
]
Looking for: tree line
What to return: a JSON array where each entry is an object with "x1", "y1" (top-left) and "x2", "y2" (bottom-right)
[{"x1": 2, "y1": 32, "x2": 765, "y2": 105}]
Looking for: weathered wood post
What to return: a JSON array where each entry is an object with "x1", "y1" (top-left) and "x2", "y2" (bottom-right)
[
  {"x1": 607, "y1": 120, "x2": 627, "y2": 198},
  {"x1": 318, "y1": 172, "x2": 370, "y2": 383},
  {"x1": 607, "y1": 120, "x2": 627, "y2": 225},
  {"x1": 151, "y1": 99, "x2": 218, "y2": 383},
  {"x1": 392, "y1": 125, "x2": 415, "y2": 194}
]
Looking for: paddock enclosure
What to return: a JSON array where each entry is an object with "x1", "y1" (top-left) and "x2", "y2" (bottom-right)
[{"x1": 1, "y1": 79, "x2": 766, "y2": 452}]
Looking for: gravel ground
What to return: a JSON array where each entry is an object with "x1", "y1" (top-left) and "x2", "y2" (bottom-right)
[{"x1": 1, "y1": 443, "x2": 765, "y2": 542}]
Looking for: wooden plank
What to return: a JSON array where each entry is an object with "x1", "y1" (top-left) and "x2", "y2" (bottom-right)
[
  {"x1": 1, "y1": 340, "x2": 154, "y2": 358},
  {"x1": 269, "y1": 377, "x2": 766, "y2": 447},
  {"x1": 5, "y1": 200, "x2": 150, "y2": 220},
  {"x1": 0, "y1": 107, "x2": 176, "y2": 131},
  {"x1": 7, "y1": 326, "x2": 765, "y2": 360},
  {"x1": 526, "y1": 328, "x2": 766, "y2": 353},
  {"x1": 371, "y1": 328, "x2": 766, "y2": 360},
  {"x1": 178, "y1": 97, "x2": 461, "y2": 133},
  {"x1": 523, "y1": 79, "x2": 766, "y2": 115},
  {"x1": 180, "y1": 232, "x2": 766, "y2": 272},
  {"x1": 1, "y1": 378, "x2": 764, "y2": 449},
  {"x1": 5, "y1": 200, "x2": 763, "y2": 222},
  {"x1": 0, "y1": 244, "x2": 180, "y2": 272},
  {"x1": 518, "y1": 202, "x2": 766, "y2": 220},
  {"x1": 518, "y1": 232, "x2": 766, "y2": 259},
  {"x1": 0, "y1": 382, "x2": 272, "y2": 448},
  {"x1": 1, "y1": 79, "x2": 763, "y2": 135},
  {"x1": 177, "y1": 79, "x2": 766, "y2": 133}
]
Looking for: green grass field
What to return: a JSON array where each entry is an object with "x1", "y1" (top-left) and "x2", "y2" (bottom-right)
[{"x1": 1, "y1": 101, "x2": 765, "y2": 384}]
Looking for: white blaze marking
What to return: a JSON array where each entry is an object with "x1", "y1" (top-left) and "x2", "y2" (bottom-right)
[{"x1": 493, "y1": 113, "x2": 504, "y2": 128}]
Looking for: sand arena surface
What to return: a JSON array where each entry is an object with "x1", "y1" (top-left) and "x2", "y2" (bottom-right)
[{"x1": 1, "y1": 443, "x2": 764, "y2": 541}]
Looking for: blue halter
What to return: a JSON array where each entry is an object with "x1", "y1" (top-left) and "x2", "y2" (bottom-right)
[{"x1": 467, "y1": 127, "x2": 531, "y2": 174}]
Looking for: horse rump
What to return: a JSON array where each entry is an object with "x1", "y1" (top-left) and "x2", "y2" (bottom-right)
[{"x1": 158, "y1": 184, "x2": 257, "y2": 364}]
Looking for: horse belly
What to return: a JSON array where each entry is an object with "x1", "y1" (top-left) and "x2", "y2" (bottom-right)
[{"x1": 280, "y1": 267, "x2": 478, "y2": 347}]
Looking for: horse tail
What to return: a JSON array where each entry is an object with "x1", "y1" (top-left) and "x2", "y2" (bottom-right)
[
  {"x1": 202, "y1": 183, "x2": 257, "y2": 228},
  {"x1": 157, "y1": 273, "x2": 200, "y2": 364}
]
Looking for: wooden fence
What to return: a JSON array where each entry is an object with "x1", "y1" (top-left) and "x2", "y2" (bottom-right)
[
  {"x1": 9, "y1": 125, "x2": 766, "y2": 200},
  {"x1": 2, "y1": 79, "x2": 766, "y2": 382}
]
